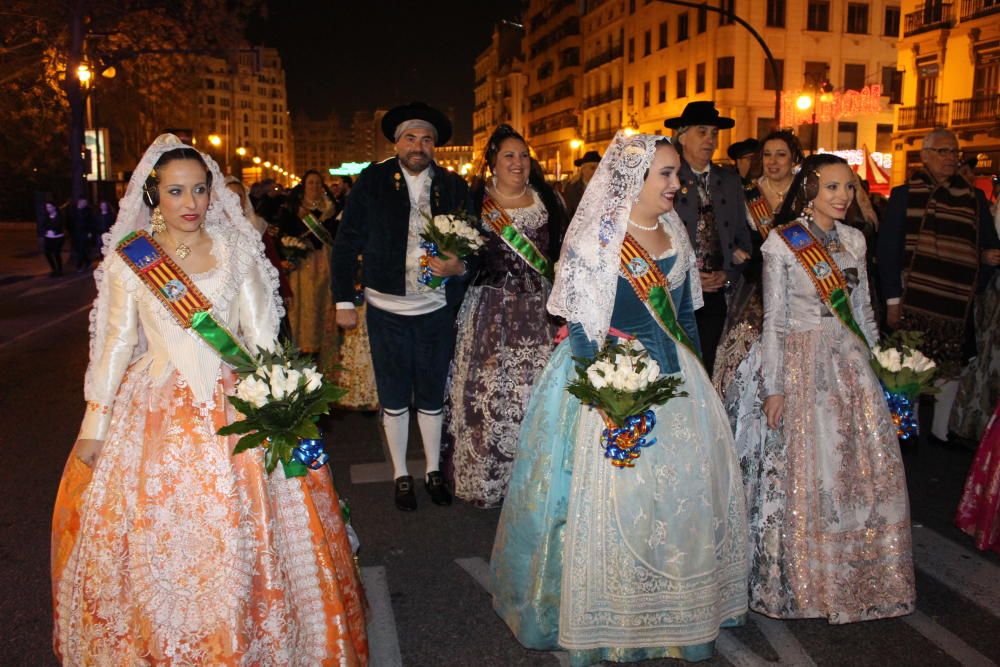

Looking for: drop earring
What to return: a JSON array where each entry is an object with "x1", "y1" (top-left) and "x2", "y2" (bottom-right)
[{"x1": 151, "y1": 207, "x2": 166, "y2": 234}]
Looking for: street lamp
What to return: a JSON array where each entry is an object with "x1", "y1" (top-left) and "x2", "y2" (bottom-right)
[
  {"x1": 235, "y1": 146, "x2": 246, "y2": 156},
  {"x1": 623, "y1": 113, "x2": 640, "y2": 137},
  {"x1": 208, "y1": 134, "x2": 222, "y2": 147},
  {"x1": 800, "y1": 80, "x2": 834, "y2": 155}
]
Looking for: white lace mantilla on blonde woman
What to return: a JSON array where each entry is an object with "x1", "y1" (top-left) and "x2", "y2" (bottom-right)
[{"x1": 51, "y1": 134, "x2": 369, "y2": 665}]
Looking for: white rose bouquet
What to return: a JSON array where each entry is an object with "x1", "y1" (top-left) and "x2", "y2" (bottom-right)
[
  {"x1": 279, "y1": 235, "x2": 311, "y2": 268},
  {"x1": 218, "y1": 342, "x2": 347, "y2": 476},
  {"x1": 418, "y1": 210, "x2": 485, "y2": 289},
  {"x1": 870, "y1": 330, "x2": 938, "y2": 440},
  {"x1": 567, "y1": 340, "x2": 686, "y2": 468}
]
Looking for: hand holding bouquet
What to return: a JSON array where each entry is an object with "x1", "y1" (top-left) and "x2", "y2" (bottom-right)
[
  {"x1": 279, "y1": 235, "x2": 311, "y2": 269},
  {"x1": 871, "y1": 330, "x2": 938, "y2": 440},
  {"x1": 418, "y1": 210, "x2": 484, "y2": 289},
  {"x1": 567, "y1": 340, "x2": 686, "y2": 468},
  {"x1": 218, "y1": 342, "x2": 347, "y2": 476}
]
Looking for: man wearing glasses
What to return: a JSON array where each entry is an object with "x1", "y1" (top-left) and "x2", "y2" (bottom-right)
[{"x1": 878, "y1": 129, "x2": 1000, "y2": 445}]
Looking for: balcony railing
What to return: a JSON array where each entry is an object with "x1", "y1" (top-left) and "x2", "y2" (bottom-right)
[
  {"x1": 952, "y1": 95, "x2": 1000, "y2": 125},
  {"x1": 586, "y1": 128, "x2": 616, "y2": 144},
  {"x1": 903, "y1": 3, "x2": 953, "y2": 36},
  {"x1": 897, "y1": 102, "x2": 949, "y2": 130},
  {"x1": 529, "y1": 113, "x2": 578, "y2": 137},
  {"x1": 961, "y1": 0, "x2": 1000, "y2": 20},
  {"x1": 584, "y1": 86, "x2": 623, "y2": 109},
  {"x1": 585, "y1": 44, "x2": 624, "y2": 70}
]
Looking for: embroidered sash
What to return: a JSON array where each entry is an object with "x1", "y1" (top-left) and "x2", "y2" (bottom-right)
[
  {"x1": 776, "y1": 222, "x2": 869, "y2": 347},
  {"x1": 618, "y1": 234, "x2": 700, "y2": 359},
  {"x1": 744, "y1": 181, "x2": 774, "y2": 238},
  {"x1": 116, "y1": 230, "x2": 254, "y2": 368},
  {"x1": 301, "y1": 212, "x2": 335, "y2": 246},
  {"x1": 481, "y1": 195, "x2": 554, "y2": 281}
]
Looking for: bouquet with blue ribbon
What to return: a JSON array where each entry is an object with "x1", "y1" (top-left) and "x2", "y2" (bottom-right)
[
  {"x1": 218, "y1": 342, "x2": 347, "y2": 477},
  {"x1": 418, "y1": 210, "x2": 484, "y2": 289},
  {"x1": 567, "y1": 341, "x2": 686, "y2": 468},
  {"x1": 871, "y1": 330, "x2": 938, "y2": 440}
]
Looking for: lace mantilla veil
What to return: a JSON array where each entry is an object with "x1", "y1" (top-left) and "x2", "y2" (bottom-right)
[
  {"x1": 86, "y1": 134, "x2": 284, "y2": 395},
  {"x1": 548, "y1": 131, "x2": 702, "y2": 345}
]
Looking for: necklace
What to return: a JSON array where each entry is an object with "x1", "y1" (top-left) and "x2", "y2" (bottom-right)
[
  {"x1": 761, "y1": 177, "x2": 791, "y2": 202},
  {"x1": 627, "y1": 218, "x2": 660, "y2": 231},
  {"x1": 491, "y1": 176, "x2": 527, "y2": 200},
  {"x1": 163, "y1": 230, "x2": 196, "y2": 260}
]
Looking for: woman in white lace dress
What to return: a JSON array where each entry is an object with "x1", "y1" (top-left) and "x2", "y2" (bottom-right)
[{"x1": 51, "y1": 135, "x2": 368, "y2": 665}]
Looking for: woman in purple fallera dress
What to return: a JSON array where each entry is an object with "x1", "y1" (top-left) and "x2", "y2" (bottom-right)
[{"x1": 443, "y1": 125, "x2": 566, "y2": 508}]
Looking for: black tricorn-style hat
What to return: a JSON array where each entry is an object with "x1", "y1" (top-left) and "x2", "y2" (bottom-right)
[
  {"x1": 727, "y1": 138, "x2": 761, "y2": 160},
  {"x1": 381, "y1": 101, "x2": 453, "y2": 146},
  {"x1": 664, "y1": 101, "x2": 736, "y2": 130},
  {"x1": 574, "y1": 150, "x2": 602, "y2": 166}
]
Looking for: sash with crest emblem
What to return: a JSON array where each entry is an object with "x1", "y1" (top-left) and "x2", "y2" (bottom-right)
[
  {"x1": 116, "y1": 230, "x2": 254, "y2": 368},
  {"x1": 618, "y1": 234, "x2": 700, "y2": 359},
  {"x1": 776, "y1": 222, "x2": 869, "y2": 347}
]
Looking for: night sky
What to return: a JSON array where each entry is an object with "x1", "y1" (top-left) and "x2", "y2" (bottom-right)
[{"x1": 256, "y1": 0, "x2": 525, "y2": 144}]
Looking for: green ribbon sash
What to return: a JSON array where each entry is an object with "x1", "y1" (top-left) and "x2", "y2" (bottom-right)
[
  {"x1": 482, "y1": 196, "x2": 554, "y2": 281},
  {"x1": 301, "y1": 212, "x2": 335, "y2": 247},
  {"x1": 619, "y1": 235, "x2": 700, "y2": 360}
]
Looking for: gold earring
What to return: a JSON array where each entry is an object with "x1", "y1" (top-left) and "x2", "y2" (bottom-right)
[{"x1": 151, "y1": 206, "x2": 166, "y2": 234}]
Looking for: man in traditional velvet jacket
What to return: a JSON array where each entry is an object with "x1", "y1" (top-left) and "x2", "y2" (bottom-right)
[
  {"x1": 667, "y1": 101, "x2": 751, "y2": 377},
  {"x1": 333, "y1": 101, "x2": 472, "y2": 511}
]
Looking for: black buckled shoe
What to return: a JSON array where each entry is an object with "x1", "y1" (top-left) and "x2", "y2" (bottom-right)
[
  {"x1": 425, "y1": 471, "x2": 452, "y2": 506},
  {"x1": 394, "y1": 475, "x2": 417, "y2": 512}
]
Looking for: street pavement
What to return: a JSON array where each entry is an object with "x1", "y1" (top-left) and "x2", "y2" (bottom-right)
[{"x1": 1, "y1": 221, "x2": 999, "y2": 666}]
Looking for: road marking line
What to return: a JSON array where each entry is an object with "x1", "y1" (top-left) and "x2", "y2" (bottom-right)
[
  {"x1": 20, "y1": 272, "x2": 90, "y2": 297},
  {"x1": 716, "y1": 632, "x2": 771, "y2": 667},
  {"x1": 912, "y1": 525, "x2": 1000, "y2": 618},
  {"x1": 749, "y1": 612, "x2": 816, "y2": 666},
  {"x1": 902, "y1": 610, "x2": 997, "y2": 667},
  {"x1": 0, "y1": 303, "x2": 91, "y2": 351},
  {"x1": 360, "y1": 566, "x2": 403, "y2": 667}
]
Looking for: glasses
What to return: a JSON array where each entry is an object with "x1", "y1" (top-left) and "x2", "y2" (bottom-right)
[{"x1": 924, "y1": 147, "x2": 962, "y2": 157}]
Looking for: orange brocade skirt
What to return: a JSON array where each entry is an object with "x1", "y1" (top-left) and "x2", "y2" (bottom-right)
[{"x1": 51, "y1": 366, "x2": 368, "y2": 665}]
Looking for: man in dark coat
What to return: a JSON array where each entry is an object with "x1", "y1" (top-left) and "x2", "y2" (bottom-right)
[
  {"x1": 333, "y1": 101, "x2": 472, "y2": 511},
  {"x1": 562, "y1": 150, "x2": 601, "y2": 219},
  {"x1": 666, "y1": 101, "x2": 751, "y2": 376}
]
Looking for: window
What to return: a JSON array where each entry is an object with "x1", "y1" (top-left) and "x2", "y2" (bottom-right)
[
  {"x1": 807, "y1": 0, "x2": 830, "y2": 31},
  {"x1": 658, "y1": 75, "x2": 667, "y2": 103},
  {"x1": 882, "y1": 66, "x2": 901, "y2": 103},
  {"x1": 696, "y1": 63, "x2": 706, "y2": 93},
  {"x1": 698, "y1": 5, "x2": 707, "y2": 33},
  {"x1": 884, "y1": 6, "x2": 900, "y2": 36},
  {"x1": 206, "y1": 95, "x2": 216, "y2": 105},
  {"x1": 627, "y1": 86, "x2": 635, "y2": 107},
  {"x1": 837, "y1": 121, "x2": 858, "y2": 150},
  {"x1": 764, "y1": 59, "x2": 785, "y2": 90},
  {"x1": 659, "y1": 21, "x2": 668, "y2": 48},
  {"x1": 804, "y1": 61, "x2": 829, "y2": 86},
  {"x1": 718, "y1": 0, "x2": 735, "y2": 25},
  {"x1": 677, "y1": 69, "x2": 688, "y2": 98},
  {"x1": 629, "y1": 0, "x2": 635, "y2": 13},
  {"x1": 766, "y1": 0, "x2": 786, "y2": 27},
  {"x1": 797, "y1": 123, "x2": 815, "y2": 150},
  {"x1": 628, "y1": 37, "x2": 635, "y2": 63},
  {"x1": 643, "y1": 81, "x2": 651, "y2": 107},
  {"x1": 756, "y1": 118, "x2": 775, "y2": 139},
  {"x1": 677, "y1": 13, "x2": 689, "y2": 41},
  {"x1": 644, "y1": 30, "x2": 651, "y2": 56},
  {"x1": 717, "y1": 56, "x2": 735, "y2": 89},
  {"x1": 844, "y1": 63, "x2": 866, "y2": 90},
  {"x1": 846, "y1": 3, "x2": 869, "y2": 34},
  {"x1": 876, "y1": 123, "x2": 893, "y2": 152}
]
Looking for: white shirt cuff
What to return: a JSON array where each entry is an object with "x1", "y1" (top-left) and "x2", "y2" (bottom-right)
[
  {"x1": 335, "y1": 301, "x2": 356, "y2": 310},
  {"x1": 886, "y1": 298, "x2": 901, "y2": 305}
]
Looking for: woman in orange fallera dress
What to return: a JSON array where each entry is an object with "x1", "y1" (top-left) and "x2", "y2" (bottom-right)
[{"x1": 51, "y1": 134, "x2": 368, "y2": 665}]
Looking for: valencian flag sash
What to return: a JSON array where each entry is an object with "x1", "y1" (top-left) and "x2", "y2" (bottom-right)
[
  {"x1": 618, "y1": 234, "x2": 700, "y2": 359},
  {"x1": 481, "y1": 195, "x2": 554, "y2": 281},
  {"x1": 116, "y1": 230, "x2": 254, "y2": 368},
  {"x1": 301, "y1": 212, "x2": 335, "y2": 246},
  {"x1": 776, "y1": 222, "x2": 869, "y2": 347},
  {"x1": 744, "y1": 181, "x2": 774, "y2": 238}
]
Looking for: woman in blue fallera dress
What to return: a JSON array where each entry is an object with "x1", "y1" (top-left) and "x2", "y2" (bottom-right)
[{"x1": 490, "y1": 132, "x2": 748, "y2": 665}]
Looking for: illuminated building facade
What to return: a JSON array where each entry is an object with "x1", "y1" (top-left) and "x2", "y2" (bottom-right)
[
  {"x1": 473, "y1": 21, "x2": 528, "y2": 164},
  {"x1": 892, "y1": 0, "x2": 999, "y2": 184},
  {"x1": 434, "y1": 145, "x2": 476, "y2": 176},
  {"x1": 582, "y1": 0, "x2": 626, "y2": 154},
  {"x1": 292, "y1": 113, "x2": 345, "y2": 175}
]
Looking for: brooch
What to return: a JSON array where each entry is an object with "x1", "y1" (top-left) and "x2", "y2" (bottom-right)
[{"x1": 394, "y1": 172, "x2": 401, "y2": 191}]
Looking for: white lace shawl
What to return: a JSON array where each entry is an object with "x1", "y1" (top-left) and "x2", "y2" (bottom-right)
[
  {"x1": 85, "y1": 134, "x2": 284, "y2": 399},
  {"x1": 548, "y1": 131, "x2": 702, "y2": 345}
]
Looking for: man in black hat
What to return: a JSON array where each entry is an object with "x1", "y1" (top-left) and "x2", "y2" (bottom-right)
[
  {"x1": 666, "y1": 101, "x2": 751, "y2": 376},
  {"x1": 727, "y1": 138, "x2": 761, "y2": 183},
  {"x1": 563, "y1": 150, "x2": 601, "y2": 219},
  {"x1": 333, "y1": 101, "x2": 472, "y2": 511}
]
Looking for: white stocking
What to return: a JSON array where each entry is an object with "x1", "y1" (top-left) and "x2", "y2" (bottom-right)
[
  {"x1": 931, "y1": 379, "x2": 959, "y2": 441},
  {"x1": 417, "y1": 409, "x2": 443, "y2": 475},
  {"x1": 382, "y1": 408, "x2": 410, "y2": 479}
]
